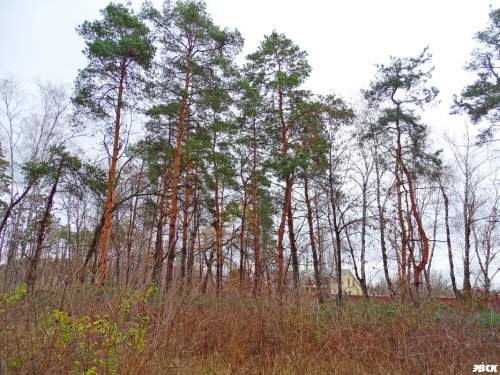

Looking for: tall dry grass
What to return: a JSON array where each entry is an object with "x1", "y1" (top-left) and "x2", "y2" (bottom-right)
[{"x1": 0, "y1": 284, "x2": 498, "y2": 374}]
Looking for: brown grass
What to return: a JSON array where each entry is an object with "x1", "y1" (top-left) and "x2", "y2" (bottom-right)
[{"x1": 0, "y1": 284, "x2": 498, "y2": 374}]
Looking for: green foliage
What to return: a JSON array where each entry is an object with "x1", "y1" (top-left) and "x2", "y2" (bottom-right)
[
  {"x1": 0, "y1": 143, "x2": 10, "y2": 203},
  {"x1": 364, "y1": 48, "x2": 441, "y2": 177},
  {"x1": 0, "y1": 283, "x2": 27, "y2": 305},
  {"x1": 74, "y1": 2, "x2": 154, "y2": 117},
  {"x1": 453, "y1": 7, "x2": 500, "y2": 139},
  {"x1": 21, "y1": 145, "x2": 106, "y2": 199},
  {"x1": 42, "y1": 307, "x2": 148, "y2": 374},
  {"x1": 119, "y1": 283, "x2": 158, "y2": 317},
  {"x1": 246, "y1": 31, "x2": 311, "y2": 92}
]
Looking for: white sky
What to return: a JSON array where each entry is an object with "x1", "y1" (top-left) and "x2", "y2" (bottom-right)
[{"x1": 0, "y1": 1, "x2": 494, "y2": 109}]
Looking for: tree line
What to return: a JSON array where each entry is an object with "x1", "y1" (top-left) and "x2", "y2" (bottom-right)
[{"x1": 0, "y1": 1, "x2": 498, "y2": 302}]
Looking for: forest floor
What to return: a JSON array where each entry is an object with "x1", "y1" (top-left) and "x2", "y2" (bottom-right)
[{"x1": 0, "y1": 284, "x2": 498, "y2": 374}]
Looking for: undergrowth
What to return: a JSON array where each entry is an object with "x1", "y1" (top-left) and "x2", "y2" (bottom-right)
[{"x1": 0, "y1": 284, "x2": 498, "y2": 374}]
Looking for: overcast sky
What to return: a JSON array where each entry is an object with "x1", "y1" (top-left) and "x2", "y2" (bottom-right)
[{"x1": 0, "y1": 0, "x2": 496, "y2": 135}]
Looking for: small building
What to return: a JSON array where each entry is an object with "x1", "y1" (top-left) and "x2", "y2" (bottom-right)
[{"x1": 302, "y1": 268, "x2": 363, "y2": 296}]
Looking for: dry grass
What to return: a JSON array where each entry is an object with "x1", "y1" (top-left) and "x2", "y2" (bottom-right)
[{"x1": 0, "y1": 284, "x2": 498, "y2": 374}]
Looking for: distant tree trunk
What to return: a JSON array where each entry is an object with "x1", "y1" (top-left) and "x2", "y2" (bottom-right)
[
  {"x1": 304, "y1": 174, "x2": 323, "y2": 303},
  {"x1": 424, "y1": 202, "x2": 439, "y2": 297},
  {"x1": 463, "y1": 178, "x2": 473, "y2": 296},
  {"x1": 374, "y1": 151, "x2": 396, "y2": 299},
  {"x1": 80, "y1": 211, "x2": 105, "y2": 283},
  {"x1": 251, "y1": 120, "x2": 261, "y2": 295},
  {"x1": 142, "y1": 212, "x2": 156, "y2": 285},
  {"x1": 239, "y1": 170, "x2": 249, "y2": 291},
  {"x1": 287, "y1": 196, "x2": 299, "y2": 289},
  {"x1": 152, "y1": 175, "x2": 168, "y2": 284},
  {"x1": 152, "y1": 209, "x2": 165, "y2": 284},
  {"x1": 200, "y1": 250, "x2": 215, "y2": 294},
  {"x1": 346, "y1": 180, "x2": 370, "y2": 300},
  {"x1": 0, "y1": 186, "x2": 32, "y2": 244},
  {"x1": 276, "y1": 179, "x2": 292, "y2": 294},
  {"x1": 180, "y1": 162, "x2": 191, "y2": 279},
  {"x1": 214, "y1": 171, "x2": 223, "y2": 293},
  {"x1": 328, "y1": 146, "x2": 343, "y2": 303},
  {"x1": 126, "y1": 193, "x2": 140, "y2": 286},
  {"x1": 97, "y1": 59, "x2": 127, "y2": 283},
  {"x1": 187, "y1": 186, "x2": 200, "y2": 288},
  {"x1": 26, "y1": 172, "x2": 61, "y2": 288},
  {"x1": 359, "y1": 178, "x2": 370, "y2": 299}
]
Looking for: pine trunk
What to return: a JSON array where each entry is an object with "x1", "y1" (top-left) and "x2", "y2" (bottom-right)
[{"x1": 97, "y1": 59, "x2": 127, "y2": 283}]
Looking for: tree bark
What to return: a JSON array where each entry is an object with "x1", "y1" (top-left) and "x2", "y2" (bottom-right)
[
  {"x1": 97, "y1": 59, "x2": 127, "y2": 283},
  {"x1": 166, "y1": 53, "x2": 192, "y2": 287},
  {"x1": 251, "y1": 120, "x2": 261, "y2": 295},
  {"x1": 440, "y1": 182, "x2": 459, "y2": 298},
  {"x1": 304, "y1": 174, "x2": 324, "y2": 303},
  {"x1": 374, "y1": 148, "x2": 396, "y2": 299},
  {"x1": 287, "y1": 194, "x2": 299, "y2": 289},
  {"x1": 239, "y1": 169, "x2": 248, "y2": 291},
  {"x1": 26, "y1": 172, "x2": 60, "y2": 288}
]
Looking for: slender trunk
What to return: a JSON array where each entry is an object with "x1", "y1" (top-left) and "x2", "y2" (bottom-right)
[
  {"x1": 214, "y1": 173, "x2": 223, "y2": 293},
  {"x1": 463, "y1": 182, "x2": 472, "y2": 295},
  {"x1": 152, "y1": 174, "x2": 168, "y2": 284},
  {"x1": 26, "y1": 172, "x2": 60, "y2": 288},
  {"x1": 287, "y1": 191, "x2": 299, "y2": 289},
  {"x1": 180, "y1": 110, "x2": 192, "y2": 280},
  {"x1": 304, "y1": 174, "x2": 323, "y2": 303},
  {"x1": 374, "y1": 152, "x2": 396, "y2": 298},
  {"x1": 328, "y1": 146, "x2": 343, "y2": 303},
  {"x1": 439, "y1": 183, "x2": 460, "y2": 298},
  {"x1": 239, "y1": 171, "x2": 248, "y2": 291},
  {"x1": 187, "y1": 186, "x2": 200, "y2": 287},
  {"x1": 200, "y1": 250, "x2": 215, "y2": 294},
  {"x1": 166, "y1": 54, "x2": 192, "y2": 287},
  {"x1": 400, "y1": 163, "x2": 429, "y2": 291},
  {"x1": 443, "y1": 183, "x2": 459, "y2": 297},
  {"x1": 0, "y1": 185, "x2": 32, "y2": 246},
  {"x1": 212, "y1": 130, "x2": 224, "y2": 293},
  {"x1": 80, "y1": 211, "x2": 105, "y2": 283},
  {"x1": 126, "y1": 193, "x2": 140, "y2": 286},
  {"x1": 142, "y1": 211, "x2": 156, "y2": 285},
  {"x1": 97, "y1": 59, "x2": 127, "y2": 283},
  {"x1": 424, "y1": 201, "x2": 439, "y2": 297},
  {"x1": 359, "y1": 179, "x2": 369, "y2": 299},
  {"x1": 252, "y1": 120, "x2": 261, "y2": 295},
  {"x1": 276, "y1": 87, "x2": 291, "y2": 296},
  {"x1": 395, "y1": 120, "x2": 410, "y2": 299},
  {"x1": 180, "y1": 162, "x2": 190, "y2": 279},
  {"x1": 276, "y1": 180, "x2": 292, "y2": 294}
]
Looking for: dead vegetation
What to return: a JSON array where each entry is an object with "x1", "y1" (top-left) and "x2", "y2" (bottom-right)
[{"x1": 0, "y1": 284, "x2": 498, "y2": 374}]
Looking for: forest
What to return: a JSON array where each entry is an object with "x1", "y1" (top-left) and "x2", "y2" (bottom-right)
[{"x1": 0, "y1": 1, "x2": 499, "y2": 374}]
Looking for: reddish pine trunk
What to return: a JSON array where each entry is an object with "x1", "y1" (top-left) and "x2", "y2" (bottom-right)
[
  {"x1": 287, "y1": 194, "x2": 299, "y2": 288},
  {"x1": 166, "y1": 55, "x2": 192, "y2": 287},
  {"x1": 276, "y1": 89, "x2": 290, "y2": 295},
  {"x1": 97, "y1": 59, "x2": 127, "y2": 283},
  {"x1": 395, "y1": 121, "x2": 410, "y2": 298}
]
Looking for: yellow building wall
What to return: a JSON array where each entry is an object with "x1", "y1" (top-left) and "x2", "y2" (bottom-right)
[{"x1": 330, "y1": 272, "x2": 363, "y2": 296}]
